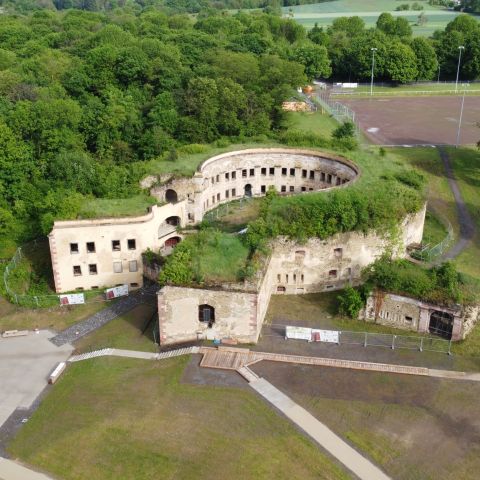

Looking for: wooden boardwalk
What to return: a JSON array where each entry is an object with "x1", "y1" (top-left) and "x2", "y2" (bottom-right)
[{"x1": 199, "y1": 346, "x2": 430, "y2": 377}]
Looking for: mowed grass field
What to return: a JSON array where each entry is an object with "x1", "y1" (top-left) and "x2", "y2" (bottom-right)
[
  {"x1": 284, "y1": 0, "x2": 473, "y2": 36},
  {"x1": 8, "y1": 356, "x2": 350, "y2": 480},
  {"x1": 253, "y1": 361, "x2": 480, "y2": 480}
]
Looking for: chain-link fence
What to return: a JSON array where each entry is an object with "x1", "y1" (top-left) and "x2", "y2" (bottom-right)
[
  {"x1": 2, "y1": 244, "x2": 130, "y2": 309},
  {"x1": 314, "y1": 90, "x2": 356, "y2": 125},
  {"x1": 410, "y1": 214, "x2": 454, "y2": 263}
]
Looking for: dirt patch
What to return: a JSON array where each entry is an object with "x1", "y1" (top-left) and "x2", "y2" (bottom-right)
[{"x1": 341, "y1": 96, "x2": 480, "y2": 145}]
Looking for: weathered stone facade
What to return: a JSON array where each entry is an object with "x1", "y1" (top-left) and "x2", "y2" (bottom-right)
[
  {"x1": 363, "y1": 291, "x2": 479, "y2": 341},
  {"x1": 157, "y1": 207, "x2": 426, "y2": 345},
  {"x1": 49, "y1": 203, "x2": 186, "y2": 293},
  {"x1": 268, "y1": 206, "x2": 425, "y2": 295}
]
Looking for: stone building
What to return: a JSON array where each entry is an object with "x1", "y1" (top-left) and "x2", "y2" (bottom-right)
[
  {"x1": 363, "y1": 291, "x2": 479, "y2": 341},
  {"x1": 49, "y1": 148, "x2": 360, "y2": 293},
  {"x1": 157, "y1": 207, "x2": 426, "y2": 345},
  {"x1": 47, "y1": 147, "x2": 434, "y2": 346}
]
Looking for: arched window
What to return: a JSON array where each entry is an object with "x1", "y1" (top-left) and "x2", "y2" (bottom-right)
[
  {"x1": 244, "y1": 184, "x2": 252, "y2": 197},
  {"x1": 165, "y1": 216, "x2": 180, "y2": 226},
  {"x1": 199, "y1": 304, "x2": 215, "y2": 328},
  {"x1": 165, "y1": 189, "x2": 178, "y2": 204}
]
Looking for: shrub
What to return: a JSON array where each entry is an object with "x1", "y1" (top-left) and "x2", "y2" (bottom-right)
[
  {"x1": 332, "y1": 121, "x2": 355, "y2": 140},
  {"x1": 177, "y1": 143, "x2": 209, "y2": 154},
  {"x1": 338, "y1": 286, "x2": 365, "y2": 318}
]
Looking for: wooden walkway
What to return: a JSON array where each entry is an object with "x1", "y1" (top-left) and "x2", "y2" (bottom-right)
[{"x1": 198, "y1": 347, "x2": 430, "y2": 377}]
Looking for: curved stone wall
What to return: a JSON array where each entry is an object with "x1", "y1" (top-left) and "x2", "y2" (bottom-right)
[{"x1": 152, "y1": 148, "x2": 360, "y2": 223}]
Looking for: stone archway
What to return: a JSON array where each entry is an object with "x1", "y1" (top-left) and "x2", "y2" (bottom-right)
[
  {"x1": 244, "y1": 184, "x2": 252, "y2": 197},
  {"x1": 429, "y1": 310, "x2": 454, "y2": 339},
  {"x1": 165, "y1": 189, "x2": 178, "y2": 204}
]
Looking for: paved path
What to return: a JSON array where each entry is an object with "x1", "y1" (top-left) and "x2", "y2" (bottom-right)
[
  {"x1": 0, "y1": 331, "x2": 73, "y2": 428},
  {"x1": 50, "y1": 284, "x2": 158, "y2": 346},
  {"x1": 435, "y1": 146, "x2": 475, "y2": 262},
  {"x1": 0, "y1": 457, "x2": 54, "y2": 480},
  {"x1": 249, "y1": 374, "x2": 390, "y2": 480},
  {"x1": 67, "y1": 346, "x2": 480, "y2": 382}
]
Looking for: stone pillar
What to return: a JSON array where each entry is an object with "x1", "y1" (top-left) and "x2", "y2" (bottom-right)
[
  {"x1": 418, "y1": 307, "x2": 430, "y2": 334},
  {"x1": 451, "y1": 315, "x2": 463, "y2": 341},
  {"x1": 192, "y1": 172, "x2": 205, "y2": 223}
]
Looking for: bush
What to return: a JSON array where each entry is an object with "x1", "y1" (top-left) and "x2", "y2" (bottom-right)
[
  {"x1": 177, "y1": 143, "x2": 209, "y2": 155},
  {"x1": 332, "y1": 121, "x2": 355, "y2": 140},
  {"x1": 338, "y1": 286, "x2": 365, "y2": 318}
]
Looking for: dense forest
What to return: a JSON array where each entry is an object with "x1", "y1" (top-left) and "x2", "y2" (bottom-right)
[
  {"x1": 0, "y1": 0, "x2": 326, "y2": 14},
  {"x1": 0, "y1": 5, "x2": 478, "y2": 254}
]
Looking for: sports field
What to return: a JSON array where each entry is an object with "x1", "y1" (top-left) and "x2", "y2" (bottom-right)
[
  {"x1": 283, "y1": 0, "x2": 477, "y2": 36},
  {"x1": 340, "y1": 96, "x2": 480, "y2": 145}
]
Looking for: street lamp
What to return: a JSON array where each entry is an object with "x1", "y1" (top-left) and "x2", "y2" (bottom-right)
[
  {"x1": 370, "y1": 48, "x2": 377, "y2": 96},
  {"x1": 455, "y1": 45, "x2": 464, "y2": 93},
  {"x1": 455, "y1": 84, "x2": 469, "y2": 148},
  {"x1": 437, "y1": 63, "x2": 441, "y2": 83}
]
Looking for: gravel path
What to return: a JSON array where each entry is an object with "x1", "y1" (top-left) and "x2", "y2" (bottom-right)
[
  {"x1": 435, "y1": 147, "x2": 476, "y2": 262},
  {"x1": 49, "y1": 284, "x2": 158, "y2": 347}
]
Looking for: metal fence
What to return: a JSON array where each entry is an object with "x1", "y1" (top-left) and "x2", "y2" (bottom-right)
[
  {"x1": 410, "y1": 213, "x2": 454, "y2": 263},
  {"x1": 337, "y1": 330, "x2": 451, "y2": 354},
  {"x1": 314, "y1": 90, "x2": 356, "y2": 125},
  {"x1": 269, "y1": 323, "x2": 451, "y2": 355}
]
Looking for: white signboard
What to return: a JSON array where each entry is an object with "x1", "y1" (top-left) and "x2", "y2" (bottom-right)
[
  {"x1": 59, "y1": 293, "x2": 85, "y2": 306},
  {"x1": 341, "y1": 82, "x2": 358, "y2": 89},
  {"x1": 312, "y1": 329, "x2": 339, "y2": 343},
  {"x1": 105, "y1": 284, "x2": 129, "y2": 300},
  {"x1": 285, "y1": 326, "x2": 312, "y2": 341}
]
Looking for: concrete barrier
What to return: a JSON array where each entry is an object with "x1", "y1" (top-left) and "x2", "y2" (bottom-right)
[
  {"x1": 48, "y1": 362, "x2": 66, "y2": 384},
  {"x1": 2, "y1": 329, "x2": 29, "y2": 338}
]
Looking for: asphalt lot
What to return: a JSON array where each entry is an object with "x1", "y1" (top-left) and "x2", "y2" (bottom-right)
[{"x1": 0, "y1": 331, "x2": 72, "y2": 428}]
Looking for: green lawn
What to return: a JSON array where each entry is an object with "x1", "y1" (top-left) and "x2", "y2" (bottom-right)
[
  {"x1": 287, "y1": 110, "x2": 339, "y2": 136},
  {"x1": 444, "y1": 147, "x2": 480, "y2": 279},
  {"x1": 8, "y1": 356, "x2": 349, "y2": 480},
  {"x1": 421, "y1": 211, "x2": 450, "y2": 248},
  {"x1": 73, "y1": 303, "x2": 158, "y2": 354},
  {"x1": 78, "y1": 194, "x2": 158, "y2": 219}
]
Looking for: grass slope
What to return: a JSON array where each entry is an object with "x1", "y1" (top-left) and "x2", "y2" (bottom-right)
[{"x1": 8, "y1": 356, "x2": 349, "y2": 480}]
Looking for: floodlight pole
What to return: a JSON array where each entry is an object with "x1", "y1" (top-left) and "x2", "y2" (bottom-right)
[
  {"x1": 370, "y1": 48, "x2": 377, "y2": 96},
  {"x1": 455, "y1": 46, "x2": 464, "y2": 93},
  {"x1": 437, "y1": 63, "x2": 441, "y2": 83},
  {"x1": 455, "y1": 87, "x2": 467, "y2": 148}
]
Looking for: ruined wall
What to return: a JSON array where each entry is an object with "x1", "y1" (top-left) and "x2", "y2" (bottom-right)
[
  {"x1": 49, "y1": 203, "x2": 187, "y2": 293},
  {"x1": 158, "y1": 286, "x2": 258, "y2": 345},
  {"x1": 363, "y1": 291, "x2": 478, "y2": 341},
  {"x1": 269, "y1": 205, "x2": 426, "y2": 295}
]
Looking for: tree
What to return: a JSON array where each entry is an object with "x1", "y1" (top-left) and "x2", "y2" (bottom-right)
[
  {"x1": 308, "y1": 23, "x2": 329, "y2": 46},
  {"x1": 338, "y1": 286, "x2": 364, "y2": 319},
  {"x1": 411, "y1": 37, "x2": 438, "y2": 80},
  {"x1": 291, "y1": 43, "x2": 331, "y2": 80},
  {"x1": 384, "y1": 41, "x2": 418, "y2": 83},
  {"x1": 376, "y1": 12, "x2": 396, "y2": 36}
]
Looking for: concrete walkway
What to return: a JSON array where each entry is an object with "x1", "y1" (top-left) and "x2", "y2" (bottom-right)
[
  {"x1": 0, "y1": 457, "x2": 54, "y2": 480},
  {"x1": 249, "y1": 375, "x2": 390, "y2": 480}
]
